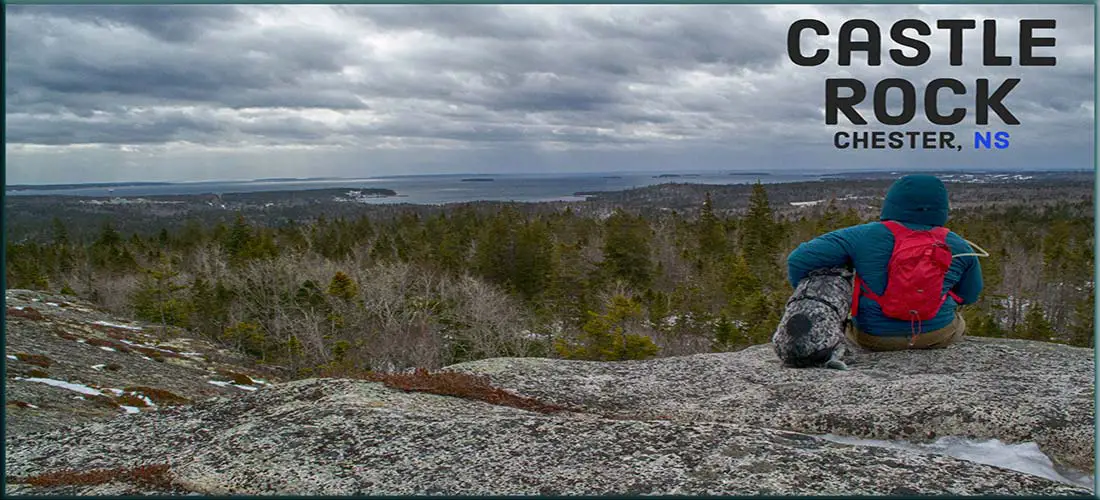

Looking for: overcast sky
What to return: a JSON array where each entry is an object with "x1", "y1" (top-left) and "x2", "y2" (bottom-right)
[{"x1": 4, "y1": 4, "x2": 1095, "y2": 184}]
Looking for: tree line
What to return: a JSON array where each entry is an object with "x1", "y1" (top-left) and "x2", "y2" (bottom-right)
[{"x1": 6, "y1": 182, "x2": 1093, "y2": 376}]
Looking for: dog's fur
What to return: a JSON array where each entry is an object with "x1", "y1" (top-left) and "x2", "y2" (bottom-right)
[{"x1": 772, "y1": 268, "x2": 862, "y2": 370}]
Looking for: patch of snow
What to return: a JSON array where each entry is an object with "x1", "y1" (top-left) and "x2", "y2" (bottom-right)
[
  {"x1": 140, "y1": 355, "x2": 153, "y2": 361},
  {"x1": 103, "y1": 388, "x2": 124, "y2": 396},
  {"x1": 817, "y1": 434, "x2": 1093, "y2": 490},
  {"x1": 11, "y1": 306, "x2": 25, "y2": 310},
  {"x1": 91, "y1": 364, "x2": 106, "y2": 371},
  {"x1": 76, "y1": 339, "x2": 86, "y2": 344},
  {"x1": 208, "y1": 380, "x2": 258, "y2": 391},
  {"x1": 92, "y1": 320, "x2": 143, "y2": 331},
  {"x1": 45, "y1": 302, "x2": 59, "y2": 307},
  {"x1": 99, "y1": 346, "x2": 116, "y2": 352},
  {"x1": 23, "y1": 403, "x2": 40, "y2": 409},
  {"x1": 7, "y1": 355, "x2": 17, "y2": 360},
  {"x1": 73, "y1": 396, "x2": 86, "y2": 400},
  {"x1": 119, "y1": 405, "x2": 141, "y2": 414},
  {"x1": 16, "y1": 377, "x2": 101, "y2": 396},
  {"x1": 31, "y1": 298, "x2": 40, "y2": 302},
  {"x1": 790, "y1": 199, "x2": 825, "y2": 207},
  {"x1": 180, "y1": 352, "x2": 204, "y2": 358}
]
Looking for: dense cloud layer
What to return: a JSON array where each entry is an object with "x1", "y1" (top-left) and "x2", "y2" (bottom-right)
[{"x1": 4, "y1": 5, "x2": 1095, "y2": 183}]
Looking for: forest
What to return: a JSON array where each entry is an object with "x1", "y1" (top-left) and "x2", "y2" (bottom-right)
[{"x1": 5, "y1": 179, "x2": 1094, "y2": 377}]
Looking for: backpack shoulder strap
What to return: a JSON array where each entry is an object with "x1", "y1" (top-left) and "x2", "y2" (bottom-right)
[{"x1": 881, "y1": 220, "x2": 909, "y2": 236}]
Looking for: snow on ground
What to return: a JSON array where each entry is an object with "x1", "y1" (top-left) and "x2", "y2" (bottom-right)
[
  {"x1": 99, "y1": 346, "x2": 116, "y2": 352},
  {"x1": 208, "y1": 380, "x2": 259, "y2": 391},
  {"x1": 790, "y1": 199, "x2": 825, "y2": 207},
  {"x1": 11, "y1": 306, "x2": 25, "y2": 310},
  {"x1": 103, "y1": 388, "x2": 124, "y2": 396},
  {"x1": 91, "y1": 364, "x2": 106, "y2": 371},
  {"x1": 16, "y1": 377, "x2": 102, "y2": 396},
  {"x1": 45, "y1": 302, "x2": 59, "y2": 307},
  {"x1": 818, "y1": 434, "x2": 1093, "y2": 490},
  {"x1": 7, "y1": 355, "x2": 17, "y2": 360},
  {"x1": 92, "y1": 320, "x2": 143, "y2": 331},
  {"x1": 119, "y1": 406, "x2": 141, "y2": 414}
]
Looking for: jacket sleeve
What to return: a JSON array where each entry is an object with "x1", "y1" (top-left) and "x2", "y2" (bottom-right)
[
  {"x1": 786, "y1": 225, "x2": 862, "y2": 288},
  {"x1": 952, "y1": 255, "x2": 984, "y2": 305}
]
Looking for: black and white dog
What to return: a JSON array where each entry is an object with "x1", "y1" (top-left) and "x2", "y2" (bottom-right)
[{"x1": 772, "y1": 268, "x2": 861, "y2": 370}]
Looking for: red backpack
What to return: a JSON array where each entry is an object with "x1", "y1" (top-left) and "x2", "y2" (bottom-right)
[{"x1": 850, "y1": 220, "x2": 961, "y2": 324}]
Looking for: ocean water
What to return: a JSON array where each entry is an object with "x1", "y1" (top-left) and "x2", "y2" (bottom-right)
[{"x1": 6, "y1": 171, "x2": 821, "y2": 204}]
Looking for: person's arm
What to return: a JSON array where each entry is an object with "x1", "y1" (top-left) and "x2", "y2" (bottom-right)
[
  {"x1": 786, "y1": 225, "x2": 863, "y2": 288},
  {"x1": 952, "y1": 255, "x2": 984, "y2": 305}
]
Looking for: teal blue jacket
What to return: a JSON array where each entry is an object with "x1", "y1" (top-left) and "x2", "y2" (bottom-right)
[{"x1": 786, "y1": 175, "x2": 984, "y2": 336}]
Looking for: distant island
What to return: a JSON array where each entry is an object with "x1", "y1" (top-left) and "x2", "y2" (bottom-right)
[
  {"x1": 653, "y1": 174, "x2": 701, "y2": 178},
  {"x1": 253, "y1": 177, "x2": 342, "y2": 182},
  {"x1": 7, "y1": 181, "x2": 174, "y2": 191},
  {"x1": 461, "y1": 178, "x2": 495, "y2": 182}
]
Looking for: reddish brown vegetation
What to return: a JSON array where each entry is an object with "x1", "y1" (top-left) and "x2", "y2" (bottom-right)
[
  {"x1": 115, "y1": 394, "x2": 150, "y2": 408},
  {"x1": 122, "y1": 386, "x2": 190, "y2": 406},
  {"x1": 83, "y1": 337, "x2": 132, "y2": 353},
  {"x1": 129, "y1": 345, "x2": 179, "y2": 359},
  {"x1": 27, "y1": 368, "x2": 50, "y2": 378},
  {"x1": 8, "y1": 463, "x2": 172, "y2": 489},
  {"x1": 8, "y1": 400, "x2": 37, "y2": 409},
  {"x1": 358, "y1": 368, "x2": 571, "y2": 415},
  {"x1": 14, "y1": 352, "x2": 53, "y2": 368},
  {"x1": 54, "y1": 329, "x2": 79, "y2": 341},
  {"x1": 8, "y1": 307, "x2": 45, "y2": 321},
  {"x1": 220, "y1": 371, "x2": 255, "y2": 385}
]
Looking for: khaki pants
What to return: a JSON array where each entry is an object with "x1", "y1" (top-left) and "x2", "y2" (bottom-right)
[{"x1": 845, "y1": 314, "x2": 966, "y2": 352}]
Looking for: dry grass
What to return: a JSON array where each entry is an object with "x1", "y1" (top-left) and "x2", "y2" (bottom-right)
[
  {"x1": 122, "y1": 386, "x2": 190, "y2": 406},
  {"x1": 8, "y1": 463, "x2": 172, "y2": 489},
  {"x1": 8, "y1": 307, "x2": 45, "y2": 321},
  {"x1": 14, "y1": 352, "x2": 53, "y2": 368},
  {"x1": 352, "y1": 368, "x2": 571, "y2": 415}
]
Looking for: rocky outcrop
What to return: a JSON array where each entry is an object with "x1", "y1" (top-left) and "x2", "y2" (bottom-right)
[
  {"x1": 4, "y1": 291, "x2": 1094, "y2": 495},
  {"x1": 450, "y1": 337, "x2": 1095, "y2": 474},
  {"x1": 4, "y1": 376, "x2": 1091, "y2": 496},
  {"x1": 4, "y1": 289, "x2": 283, "y2": 437}
]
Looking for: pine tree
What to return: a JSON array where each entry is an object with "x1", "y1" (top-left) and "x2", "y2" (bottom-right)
[
  {"x1": 554, "y1": 295, "x2": 659, "y2": 361},
  {"x1": 698, "y1": 192, "x2": 727, "y2": 261},
  {"x1": 1020, "y1": 303, "x2": 1054, "y2": 342},
  {"x1": 327, "y1": 272, "x2": 358, "y2": 302},
  {"x1": 602, "y1": 210, "x2": 654, "y2": 289},
  {"x1": 741, "y1": 182, "x2": 781, "y2": 285},
  {"x1": 131, "y1": 255, "x2": 189, "y2": 336}
]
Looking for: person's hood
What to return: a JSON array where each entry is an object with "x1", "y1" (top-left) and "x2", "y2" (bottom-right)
[{"x1": 880, "y1": 174, "x2": 949, "y2": 227}]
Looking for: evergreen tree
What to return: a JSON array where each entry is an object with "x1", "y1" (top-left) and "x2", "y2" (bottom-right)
[
  {"x1": 554, "y1": 295, "x2": 659, "y2": 361},
  {"x1": 740, "y1": 182, "x2": 781, "y2": 285},
  {"x1": 131, "y1": 255, "x2": 190, "y2": 335},
  {"x1": 327, "y1": 272, "x2": 358, "y2": 302},
  {"x1": 602, "y1": 210, "x2": 654, "y2": 289}
]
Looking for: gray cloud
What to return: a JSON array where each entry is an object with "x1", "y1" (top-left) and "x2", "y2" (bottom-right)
[{"x1": 3, "y1": 4, "x2": 1094, "y2": 183}]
